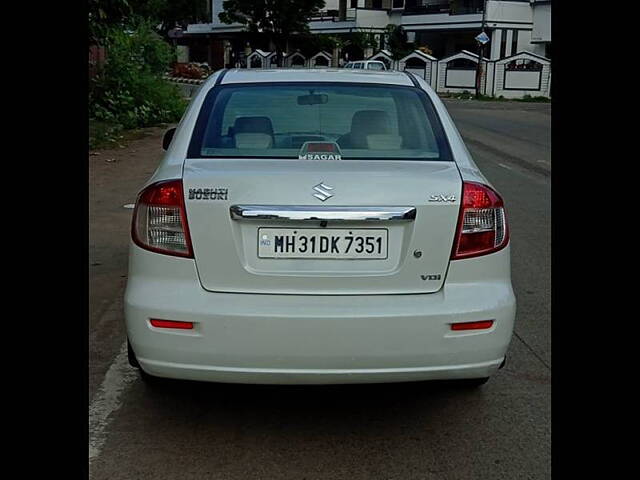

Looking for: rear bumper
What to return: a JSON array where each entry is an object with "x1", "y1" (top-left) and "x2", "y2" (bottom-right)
[
  {"x1": 137, "y1": 359, "x2": 504, "y2": 385},
  {"x1": 125, "y1": 244, "x2": 516, "y2": 384}
]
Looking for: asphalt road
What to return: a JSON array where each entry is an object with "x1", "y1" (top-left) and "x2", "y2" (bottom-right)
[{"x1": 89, "y1": 99, "x2": 551, "y2": 479}]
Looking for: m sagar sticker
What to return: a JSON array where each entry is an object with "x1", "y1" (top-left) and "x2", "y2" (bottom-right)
[{"x1": 298, "y1": 141, "x2": 342, "y2": 160}]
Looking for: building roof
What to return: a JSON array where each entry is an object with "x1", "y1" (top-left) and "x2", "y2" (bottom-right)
[
  {"x1": 400, "y1": 50, "x2": 438, "y2": 62},
  {"x1": 370, "y1": 49, "x2": 393, "y2": 59},
  {"x1": 212, "y1": 68, "x2": 414, "y2": 87},
  {"x1": 249, "y1": 49, "x2": 273, "y2": 58}
]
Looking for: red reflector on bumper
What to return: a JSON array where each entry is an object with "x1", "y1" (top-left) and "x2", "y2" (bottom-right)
[
  {"x1": 451, "y1": 320, "x2": 494, "y2": 331},
  {"x1": 150, "y1": 319, "x2": 194, "y2": 330}
]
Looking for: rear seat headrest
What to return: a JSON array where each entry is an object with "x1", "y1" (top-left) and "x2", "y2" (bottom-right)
[
  {"x1": 233, "y1": 116, "x2": 274, "y2": 136},
  {"x1": 351, "y1": 110, "x2": 392, "y2": 135},
  {"x1": 350, "y1": 110, "x2": 393, "y2": 148}
]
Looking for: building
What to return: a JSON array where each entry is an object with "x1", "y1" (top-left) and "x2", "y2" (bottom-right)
[
  {"x1": 530, "y1": 0, "x2": 551, "y2": 58},
  {"x1": 182, "y1": 0, "x2": 551, "y2": 68}
]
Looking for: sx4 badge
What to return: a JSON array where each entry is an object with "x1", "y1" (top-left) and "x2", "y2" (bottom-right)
[
  {"x1": 428, "y1": 194, "x2": 456, "y2": 203},
  {"x1": 188, "y1": 188, "x2": 228, "y2": 200}
]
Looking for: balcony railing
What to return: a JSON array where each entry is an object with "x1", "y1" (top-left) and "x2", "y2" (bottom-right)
[
  {"x1": 452, "y1": 5, "x2": 484, "y2": 15},
  {"x1": 309, "y1": 8, "x2": 357, "y2": 22},
  {"x1": 403, "y1": 1, "x2": 484, "y2": 15},
  {"x1": 404, "y1": 1, "x2": 449, "y2": 14}
]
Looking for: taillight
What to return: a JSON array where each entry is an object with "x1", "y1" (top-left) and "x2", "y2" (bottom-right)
[
  {"x1": 451, "y1": 181, "x2": 509, "y2": 260},
  {"x1": 132, "y1": 179, "x2": 193, "y2": 258}
]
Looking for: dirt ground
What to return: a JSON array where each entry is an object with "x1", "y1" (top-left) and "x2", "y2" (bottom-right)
[{"x1": 89, "y1": 125, "x2": 172, "y2": 400}]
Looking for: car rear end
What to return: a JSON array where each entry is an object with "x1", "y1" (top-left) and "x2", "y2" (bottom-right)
[{"x1": 124, "y1": 69, "x2": 516, "y2": 384}]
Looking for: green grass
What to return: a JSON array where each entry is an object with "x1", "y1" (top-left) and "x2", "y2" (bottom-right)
[
  {"x1": 89, "y1": 120, "x2": 172, "y2": 151},
  {"x1": 89, "y1": 121, "x2": 124, "y2": 150},
  {"x1": 513, "y1": 95, "x2": 551, "y2": 103}
]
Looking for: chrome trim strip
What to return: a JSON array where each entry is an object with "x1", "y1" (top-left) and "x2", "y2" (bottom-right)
[{"x1": 230, "y1": 205, "x2": 417, "y2": 222}]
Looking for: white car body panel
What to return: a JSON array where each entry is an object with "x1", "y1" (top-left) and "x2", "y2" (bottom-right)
[
  {"x1": 125, "y1": 244, "x2": 514, "y2": 384},
  {"x1": 183, "y1": 159, "x2": 461, "y2": 295},
  {"x1": 125, "y1": 69, "x2": 516, "y2": 384}
]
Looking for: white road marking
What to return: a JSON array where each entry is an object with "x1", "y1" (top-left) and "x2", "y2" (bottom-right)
[
  {"x1": 123, "y1": 203, "x2": 135, "y2": 209},
  {"x1": 498, "y1": 163, "x2": 513, "y2": 170},
  {"x1": 89, "y1": 341, "x2": 138, "y2": 469}
]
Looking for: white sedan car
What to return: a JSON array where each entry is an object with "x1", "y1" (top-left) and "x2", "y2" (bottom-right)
[
  {"x1": 344, "y1": 60, "x2": 387, "y2": 71},
  {"x1": 125, "y1": 68, "x2": 516, "y2": 386}
]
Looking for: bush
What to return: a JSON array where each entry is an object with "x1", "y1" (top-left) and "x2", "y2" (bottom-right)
[
  {"x1": 448, "y1": 90, "x2": 474, "y2": 100},
  {"x1": 89, "y1": 21, "x2": 187, "y2": 132},
  {"x1": 515, "y1": 95, "x2": 550, "y2": 103}
]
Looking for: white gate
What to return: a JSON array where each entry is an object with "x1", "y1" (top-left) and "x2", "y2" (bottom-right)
[
  {"x1": 491, "y1": 52, "x2": 551, "y2": 98},
  {"x1": 399, "y1": 50, "x2": 438, "y2": 89}
]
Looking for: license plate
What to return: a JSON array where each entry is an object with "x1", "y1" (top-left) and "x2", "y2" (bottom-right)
[{"x1": 258, "y1": 228, "x2": 388, "y2": 259}]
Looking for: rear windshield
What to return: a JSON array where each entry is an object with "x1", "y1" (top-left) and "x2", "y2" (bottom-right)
[{"x1": 188, "y1": 83, "x2": 452, "y2": 161}]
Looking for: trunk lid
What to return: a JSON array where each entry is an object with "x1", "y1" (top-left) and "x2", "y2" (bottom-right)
[{"x1": 183, "y1": 158, "x2": 461, "y2": 295}]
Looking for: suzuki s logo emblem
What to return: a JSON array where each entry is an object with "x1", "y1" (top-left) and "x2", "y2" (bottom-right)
[{"x1": 312, "y1": 182, "x2": 334, "y2": 202}]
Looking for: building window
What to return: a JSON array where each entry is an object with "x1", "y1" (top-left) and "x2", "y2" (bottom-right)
[
  {"x1": 511, "y1": 30, "x2": 518, "y2": 56},
  {"x1": 500, "y1": 30, "x2": 507, "y2": 59},
  {"x1": 351, "y1": 0, "x2": 357, "y2": 7}
]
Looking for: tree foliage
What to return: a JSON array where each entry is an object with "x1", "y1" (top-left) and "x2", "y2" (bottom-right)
[
  {"x1": 385, "y1": 24, "x2": 411, "y2": 60},
  {"x1": 88, "y1": 0, "x2": 133, "y2": 44},
  {"x1": 350, "y1": 30, "x2": 379, "y2": 51},
  {"x1": 293, "y1": 30, "x2": 377, "y2": 60},
  {"x1": 89, "y1": 21, "x2": 186, "y2": 132},
  {"x1": 89, "y1": 0, "x2": 210, "y2": 43},
  {"x1": 129, "y1": 0, "x2": 210, "y2": 34},
  {"x1": 219, "y1": 0, "x2": 325, "y2": 63}
]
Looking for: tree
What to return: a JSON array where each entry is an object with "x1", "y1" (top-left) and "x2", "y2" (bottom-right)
[
  {"x1": 219, "y1": 0, "x2": 325, "y2": 66},
  {"x1": 89, "y1": 0, "x2": 133, "y2": 44},
  {"x1": 89, "y1": 0, "x2": 210, "y2": 43},
  {"x1": 385, "y1": 24, "x2": 411, "y2": 61},
  {"x1": 349, "y1": 30, "x2": 378, "y2": 52},
  {"x1": 89, "y1": 21, "x2": 186, "y2": 137},
  {"x1": 129, "y1": 0, "x2": 210, "y2": 35}
]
